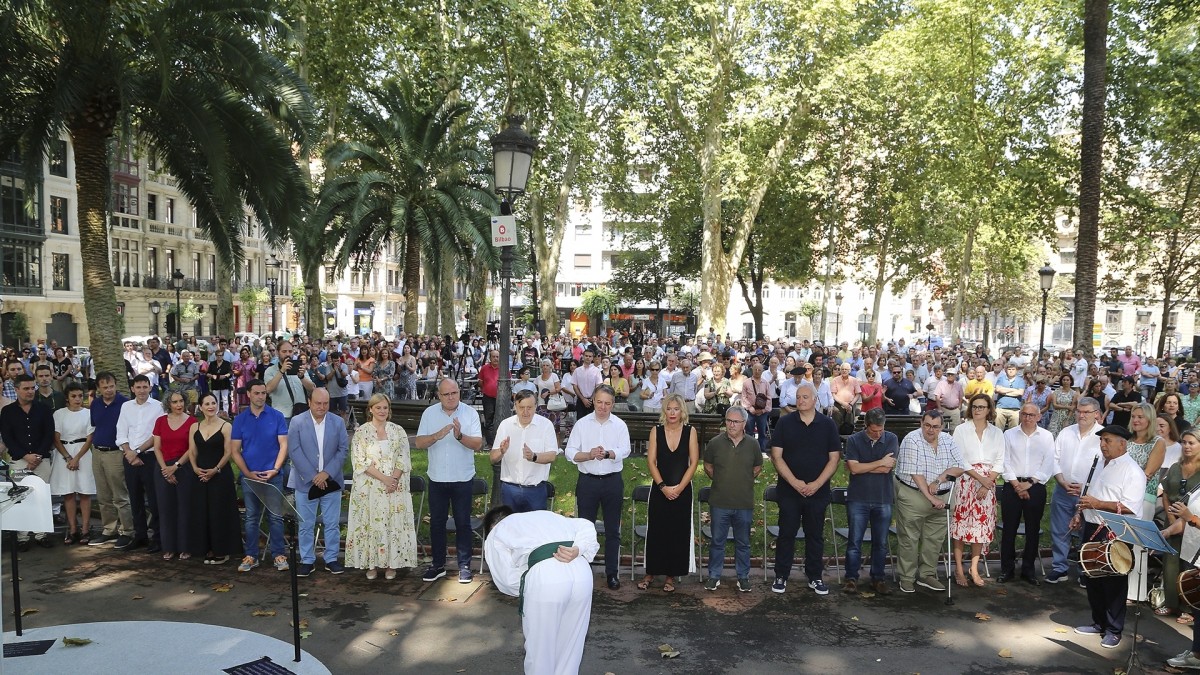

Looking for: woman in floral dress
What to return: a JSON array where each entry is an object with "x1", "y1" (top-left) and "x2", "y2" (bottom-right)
[
  {"x1": 1047, "y1": 374, "x2": 1078, "y2": 437},
  {"x1": 373, "y1": 349, "x2": 396, "y2": 400},
  {"x1": 950, "y1": 393, "x2": 1004, "y2": 587},
  {"x1": 234, "y1": 346, "x2": 257, "y2": 413},
  {"x1": 345, "y1": 393, "x2": 418, "y2": 580}
]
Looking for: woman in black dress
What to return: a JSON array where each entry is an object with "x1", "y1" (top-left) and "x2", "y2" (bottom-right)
[
  {"x1": 638, "y1": 393, "x2": 699, "y2": 592},
  {"x1": 185, "y1": 393, "x2": 242, "y2": 564}
]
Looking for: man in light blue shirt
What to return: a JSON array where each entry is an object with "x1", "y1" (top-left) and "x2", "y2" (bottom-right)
[
  {"x1": 414, "y1": 378, "x2": 484, "y2": 583},
  {"x1": 994, "y1": 364, "x2": 1026, "y2": 431}
]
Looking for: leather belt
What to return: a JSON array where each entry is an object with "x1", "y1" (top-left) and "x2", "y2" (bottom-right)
[
  {"x1": 581, "y1": 472, "x2": 621, "y2": 479},
  {"x1": 94, "y1": 445, "x2": 121, "y2": 451},
  {"x1": 896, "y1": 476, "x2": 950, "y2": 496}
]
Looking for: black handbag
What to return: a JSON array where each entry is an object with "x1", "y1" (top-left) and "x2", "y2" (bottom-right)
[{"x1": 308, "y1": 479, "x2": 341, "y2": 499}]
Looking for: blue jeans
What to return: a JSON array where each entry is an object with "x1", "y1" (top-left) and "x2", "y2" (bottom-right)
[
  {"x1": 501, "y1": 481, "x2": 548, "y2": 513},
  {"x1": 747, "y1": 412, "x2": 770, "y2": 452},
  {"x1": 708, "y1": 506, "x2": 752, "y2": 579},
  {"x1": 845, "y1": 501, "x2": 892, "y2": 581},
  {"x1": 241, "y1": 473, "x2": 286, "y2": 559},
  {"x1": 429, "y1": 480, "x2": 474, "y2": 569},
  {"x1": 295, "y1": 489, "x2": 342, "y2": 565},
  {"x1": 1049, "y1": 484, "x2": 1081, "y2": 576}
]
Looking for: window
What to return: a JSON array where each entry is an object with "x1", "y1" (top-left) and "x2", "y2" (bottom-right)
[
  {"x1": 0, "y1": 240, "x2": 42, "y2": 293},
  {"x1": 605, "y1": 254, "x2": 620, "y2": 270},
  {"x1": 52, "y1": 252, "x2": 70, "y2": 290},
  {"x1": 325, "y1": 267, "x2": 335, "y2": 286},
  {"x1": 166, "y1": 198, "x2": 175, "y2": 224},
  {"x1": 48, "y1": 140, "x2": 68, "y2": 177},
  {"x1": 146, "y1": 247, "x2": 157, "y2": 277},
  {"x1": 0, "y1": 174, "x2": 36, "y2": 229},
  {"x1": 208, "y1": 255, "x2": 216, "y2": 281},
  {"x1": 146, "y1": 194, "x2": 157, "y2": 221},
  {"x1": 49, "y1": 196, "x2": 68, "y2": 234},
  {"x1": 1106, "y1": 309, "x2": 1122, "y2": 327},
  {"x1": 1059, "y1": 249, "x2": 1077, "y2": 265},
  {"x1": 113, "y1": 183, "x2": 138, "y2": 215},
  {"x1": 574, "y1": 254, "x2": 591, "y2": 269},
  {"x1": 112, "y1": 238, "x2": 139, "y2": 287},
  {"x1": 1052, "y1": 301, "x2": 1074, "y2": 344},
  {"x1": 783, "y1": 312, "x2": 797, "y2": 337},
  {"x1": 165, "y1": 250, "x2": 175, "y2": 277},
  {"x1": 575, "y1": 220, "x2": 591, "y2": 235},
  {"x1": 351, "y1": 270, "x2": 361, "y2": 288},
  {"x1": 192, "y1": 252, "x2": 200, "y2": 279}
]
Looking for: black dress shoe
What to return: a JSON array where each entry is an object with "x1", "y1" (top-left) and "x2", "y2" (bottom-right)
[
  {"x1": 146, "y1": 543, "x2": 162, "y2": 554},
  {"x1": 1021, "y1": 574, "x2": 1041, "y2": 587},
  {"x1": 35, "y1": 537, "x2": 53, "y2": 549},
  {"x1": 607, "y1": 575, "x2": 621, "y2": 590},
  {"x1": 997, "y1": 573, "x2": 1013, "y2": 583}
]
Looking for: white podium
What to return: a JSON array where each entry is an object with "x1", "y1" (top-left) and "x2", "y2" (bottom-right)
[{"x1": 1, "y1": 474, "x2": 54, "y2": 658}]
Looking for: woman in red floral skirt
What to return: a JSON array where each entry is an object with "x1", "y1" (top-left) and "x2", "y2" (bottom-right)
[{"x1": 950, "y1": 393, "x2": 1005, "y2": 587}]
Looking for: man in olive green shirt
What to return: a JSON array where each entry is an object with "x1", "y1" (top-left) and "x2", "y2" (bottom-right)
[{"x1": 702, "y1": 407, "x2": 763, "y2": 592}]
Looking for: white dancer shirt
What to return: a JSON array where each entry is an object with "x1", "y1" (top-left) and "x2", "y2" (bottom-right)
[{"x1": 485, "y1": 511, "x2": 599, "y2": 675}]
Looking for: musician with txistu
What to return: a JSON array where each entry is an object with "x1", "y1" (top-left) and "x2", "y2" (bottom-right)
[{"x1": 1069, "y1": 424, "x2": 1147, "y2": 651}]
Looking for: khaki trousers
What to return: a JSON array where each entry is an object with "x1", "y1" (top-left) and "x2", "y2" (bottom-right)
[
  {"x1": 92, "y1": 449, "x2": 134, "y2": 536},
  {"x1": 894, "y1": 480, "x2": 949, "y2": 583}
]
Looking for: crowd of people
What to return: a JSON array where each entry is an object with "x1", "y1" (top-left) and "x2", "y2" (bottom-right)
[{"x1": 6, "y1": 326, "x2": 1200, "y2": 669}]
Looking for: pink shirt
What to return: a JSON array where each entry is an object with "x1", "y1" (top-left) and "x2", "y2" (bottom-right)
[
  {"x1": 573, "y1": 364, "x2": 602, "y2": 399},
  {"x1": 1119, "y1": 353, "x2": 1142, "y2": 377},
  {"x1": 741, "y1": 377, "x2": 773, "y2": 413}
]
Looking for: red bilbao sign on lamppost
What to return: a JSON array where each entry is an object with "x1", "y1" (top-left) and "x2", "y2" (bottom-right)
[{"x1": 491, "y1": 215, "x2": 517, "y2": 247}]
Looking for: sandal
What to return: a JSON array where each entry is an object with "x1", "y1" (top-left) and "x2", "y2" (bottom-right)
[
  {"x1": 1155, "y1": 607, "x2": 1176, "y2": 616},
  {"x1": 385, "y1": 569, "x2": 397, "y2": 580},
  {"x1": 1179, "y1": 613, "x2": 1195, "y2": 625},
  {"x1": 64, "y1": 530, "x2": 75, "y2": 546},
  {"x1": 971, "y1": 575, "x2": 986, "y2": 588},
  {"x1": 663, "y1": 578, "x2": 675, "y2": 593},
  {"x1": 179, "y1": 553, "x2": 191, "y2": 561},
  {"x1": 162, "y1": 552, "x2": 175, "y2": 561},
  {"x1": 954, "y1": 574, "x2": 969, "y2": 588},
  {"x1": 78, "y1": 532, "x2": 90, "y2": 546},
  {"x1": 636, "y1": 576, "x2": 653, "y2": 591}
]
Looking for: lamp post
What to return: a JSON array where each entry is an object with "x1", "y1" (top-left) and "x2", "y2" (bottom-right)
[
  {"x1": 1151, "y1": 321, "x2": 1158, "y2": 357},
  {"x1": 0, "y1": 297, "x2": 6, "y2": 349},
  {"x1": 171, "y1": 269, "x2": 184, "y2": 339},
  {"x1": 266, "y1": 254, "x2": 282, "y2": 338},
  {"x1": 490, "y1": 114, "x2": 538, "y2": 436},
  {"x1": 1036, "y1": 262, "x2": 1056, "y2": 365},
  {"x1": 834, "y1": 292, "x2": 843, "y2": 344},
  {"x1": 304, "y1": 283, "x2": 315, "y2": 340},
  {"x1": 861, "y1": 306, "x2": 868, "y2": 346},
  {"x1": 150, "y1": 301, "x2": 161, "y2": 336}
]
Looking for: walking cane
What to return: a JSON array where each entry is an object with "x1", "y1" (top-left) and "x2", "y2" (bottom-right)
[{"x1": 945, "y1": 481, "x2": 956, "y2": 606}]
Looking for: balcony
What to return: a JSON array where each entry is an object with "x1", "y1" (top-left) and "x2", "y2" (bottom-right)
[
  {"x1": 147, "y1": 220, "x2": 185, "y2": 237},
  {"x1": 0, "y1": 219, "x2": 46, "y2": 241}
]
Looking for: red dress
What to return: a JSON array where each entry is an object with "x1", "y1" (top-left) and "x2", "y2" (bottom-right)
[{"x1": 861, "y1": 382, "x2": 884, "y2": 412}]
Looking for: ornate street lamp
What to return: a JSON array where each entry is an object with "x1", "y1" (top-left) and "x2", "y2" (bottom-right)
[
  {"x1": 304, "y1": 283, "x2": 315, "y2": 339},
  {"x1": 171, "y1": 269, "x2": 185, "y2": 338},
  {"x1": 266, "y1": 254, "x2": 282, "y2": 337},
  {"x1": 150, "y1": 300, "x2": 161, "y2": 336},
  {"x1": 490, "y1": 115, "x2": 538, "y2": 431},
  {"x1": 834, "y1": 292, "x2": 843, "y2": 344},
  {"x1": 1037, "y1": 262, "x2": 1056, "y2": 363}
]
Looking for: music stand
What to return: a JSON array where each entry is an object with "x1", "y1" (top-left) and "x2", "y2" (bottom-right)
[
  {"x1": 242, "y1": 478, "x2": 302, "y2": 663},
  {"x1": 0, "y1": 473, "x2": 53, "y2": 640},
  {"x1": 1093, "y1": 510, "x2": 1175, "y2": 675}
]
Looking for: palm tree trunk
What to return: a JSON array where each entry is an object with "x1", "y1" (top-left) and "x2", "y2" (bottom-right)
[
  {"x1": 439, "y1": 246, "x2": 456, "y2": 338},
  {"x1": 403, "y1": 228, "x2": 420, "y2": 334},
  {"x1": 216, "y1": 252, "x2": 234, "y2": 338},
  {"x1": 468, "y1": 256, "x2": 488, "y2": 334},
  {"x1": 424, "y1": 256, "x2": 440, "y2": 335},
  {"x1": 71, "y1": 122, "x2": 126, "y2": 392},
  {"x1": 1075, "y1": 0, "x2": 1109, "y2": 355}
]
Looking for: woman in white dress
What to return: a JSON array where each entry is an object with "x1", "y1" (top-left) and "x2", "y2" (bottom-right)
[
  {"x1": 51, "y1": 382, "x2": 96, "y2": 544},
  {"x1": 345, "y1": 393, "x2": 418, "y2": 579},
  {"x1": 950, "y1": 393, "x2": 1004, "y2": 587}
]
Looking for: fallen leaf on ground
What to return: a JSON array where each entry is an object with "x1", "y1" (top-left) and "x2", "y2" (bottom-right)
[
  {"x1": 998, "y1": 648, "x2": 1012, "y2": 658},
  {"x1": 850, "y1": 616, "x2": 859, "y2": 622},
  {"x1": 290, "y1": 619, "x2": 309, "y2": 629},
  {"x1": 131, "y1": 595, "x2": 144, "y2": 600},
  {"x1": 993, "y1": 588, "x2": 1008, "y2": 596},
  {"x1": 1054, "y1": 628, "x2": 1068, "y2": 633},
  {"x1": 252, "y1": 609, "x2": 277, "y2": 617},
  {"x1": 975, "y1": 612, "x2": 991, "y2": 622},
  {"x1": 189, "y1": 590, "x2": 195, "y2": 594},
  {"x1": 658, "y1": 644, "x2": 674, "y2": 652},
  {"x1": 859, "y1": 591, "x2": 876, "y2": 598},
  {"x1": 212, "y1": 583, "x2": 233, "y2": 592},
  {"x1": 62, "y1": 637, "x2": 92, "y2": 646},
  {"x1": 935, "y1": 630, "x2": 945, "y2": 634},
  {"x1": 661, "y1": 651, "x2": 680, "y2": 659},
  {"x1": 21, "y1": 608, "x2": 38, "y2": 616},
  {"x1": 300, "y1": 631, "x2": 312, "y2": 639},
  {"x1": 388, "y1": 629, "x2": 399, "y2": 636},
  {"x1": 456, "y1": 670, "x2": 466, "y2": 673}
]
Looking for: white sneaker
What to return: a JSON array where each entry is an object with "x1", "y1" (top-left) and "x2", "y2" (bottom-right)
[{"x1": 1168, "y1": 650, "x2": 1200, "y2": 669}]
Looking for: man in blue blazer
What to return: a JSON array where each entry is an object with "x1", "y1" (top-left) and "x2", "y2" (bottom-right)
[{"x1": 287, "y1": 388, "x2": 350, "y2": 576}]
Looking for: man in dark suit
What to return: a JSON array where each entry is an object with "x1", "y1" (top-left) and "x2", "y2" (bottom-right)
[{"x1": 287, "y1": 387, "x2": 350, "y2": 576}]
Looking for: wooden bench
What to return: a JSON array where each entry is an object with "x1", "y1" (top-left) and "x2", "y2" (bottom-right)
[{"x1": 849, "y1": 413, "x2": 924, "y2": 440}]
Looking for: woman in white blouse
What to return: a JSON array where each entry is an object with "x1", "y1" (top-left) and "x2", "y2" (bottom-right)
[
  {"x1": 640, "y1": 360, "x2": 667, "y2": 413},
  {"x1": 950, "y1": 393, "x2": 1005, "y2": 587}
]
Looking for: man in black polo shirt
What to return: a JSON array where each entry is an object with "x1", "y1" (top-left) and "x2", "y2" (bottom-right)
[
  {"x1": 769, "y1": 381, "x2": 841, "y2": 595},
  {"x1": 843, "y1": 408, "x2": 898, "y2": 594},
  {"x1": 882, "y1": 364, "x2": 916, "y2": 415}
]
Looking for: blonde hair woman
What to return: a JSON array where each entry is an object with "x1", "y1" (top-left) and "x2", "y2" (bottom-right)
[
  {"x1": 345, "y1": 393, "x2": 418, "y2": 579},
  {"x1": 637, "y1": 394, "x2": 699, "y2": 592}
]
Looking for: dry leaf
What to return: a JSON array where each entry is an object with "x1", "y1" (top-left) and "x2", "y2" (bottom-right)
[
  {"x1": 998, "y1": 648, "x2": 1012, "y2": 658},
  {"x1": 212, "y1": 583, "x2": 233, "y2": 592},
  {"x1": 131, "y1": 595, "x2": 144, "y2": 600},
  {"x1": 850, "y1": 616, "x2": 859, "y2": 622},
  {"x1": 456, "y1": 670, "x2": 466, "y2": 674},
  {"x1": 1054, "y1": 628, "x2": 1068, "y2": 634},
  {"x1": 975, "y1": 612, "x2": 991, "y2": 622},
  {"x1": 658, "y1": 644, "x2": 674, "y2": 652},
  {"x1": 300, "y1": 631, "x2": 312, "y2": 639},
  {"x1": 188, "y1": 590, "x2": 195, "y2": 594},
  {"x1": 251, "y1": 609, "x2": 277, "y2": 617},
  {"x1": 935, "y1": 630, "x2": 945, "y2": 634},
  {"x1": 661, "y1": 651, "x2": 680, "y2": 659},
  {"x1": 859, "y1": 591, "x2": 876, "y2": 599},
  {"x1": 388, "y1": 629, "x2": 399, "y2": 636},
  {"x1": 290, "y1": 619, "x2": 309, "y2": 629},
  {"x1": 20, "y1": 608, "x2": 38, "y2": 617},
  {"x1": 62, "y1": 637, "x2": 92, "y2": 646}
]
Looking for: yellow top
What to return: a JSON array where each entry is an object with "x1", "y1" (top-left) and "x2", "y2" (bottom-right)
[{"x1": 964, "y1": 378, "x2": 994, "y2": 399}]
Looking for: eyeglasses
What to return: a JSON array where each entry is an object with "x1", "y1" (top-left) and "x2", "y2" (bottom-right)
[
  {"x1": 970, "y1": 405, "x2": 989, "y2": 410},
  {"x1": 724, "y1": 418, "x2": 745, "y2": 424}
]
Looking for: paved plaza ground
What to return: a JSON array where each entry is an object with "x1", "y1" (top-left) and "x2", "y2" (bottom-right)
[{"x1": 1, "y1": 543, "x2": 1194, "y2": 674}]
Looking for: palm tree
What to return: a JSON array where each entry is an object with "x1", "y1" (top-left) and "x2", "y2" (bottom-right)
[
  {"x1": 1074, "y1": 0, "x2": 1109, "y2": 356},
  {"x1": 313, "y1": 81, "x2": 497, "y2": 334},
  {"x1": 0, "y1": 0, "x2": 313, "y2": 385}
]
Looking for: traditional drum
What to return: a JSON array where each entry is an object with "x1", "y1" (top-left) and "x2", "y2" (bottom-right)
[{"x1": 1078, "y1": 540, "x2": 1133, "y2": 578}]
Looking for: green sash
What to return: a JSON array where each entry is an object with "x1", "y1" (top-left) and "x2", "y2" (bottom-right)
[{"x1": 519, "y1": 540, "x2": 573, "y2": 616}]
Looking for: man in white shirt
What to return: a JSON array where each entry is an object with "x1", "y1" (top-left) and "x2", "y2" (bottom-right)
[
  {"x1": 1045, "y1": 397, "x2": 1103, "y2": 586},
  {"x1": 1069, "y1": 350, "x2": 1089, "y2": 391},
  {"x1": 566, "y1": 384, "x2": 630, "y2": 590},
  {"x1": 778, "y1": 366, "x2": 805, "y2": 413},
  {"x1": 116, "y1": 375, "x2": 166, "y2": 552},
  {"x1": 492, "y1": 390, "x2": 560, "y2": 512},
  {"x1": 286, "y1": 388, "x2": 349, "y2": 577},
  {"x1": 669, "y1": 359, "x2": 700, "y2": 413},
  {"x1": 1071, "y1": 424, "x2": 1147, "y2": 650},
  {"x1": 998, "y1": 403, "x2": 1056, "y2": 585},
  {"x1": 571, "y1": 350, "x2": 603, "y2": 416}
]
